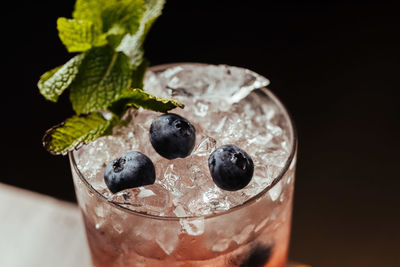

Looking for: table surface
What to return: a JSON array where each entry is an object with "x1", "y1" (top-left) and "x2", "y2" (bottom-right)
[{"x1": 0, "y1": 183, "x2": 308, "y2": 267}]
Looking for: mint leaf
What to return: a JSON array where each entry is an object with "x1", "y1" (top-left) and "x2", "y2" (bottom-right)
[
  {"x1": 72, "y1": 0, "x2": 145, "y2": 49},
  {"x1": 43, "y1": 112, "x2": 117, "y2": 155},
  {"x1": 73, "y1": 0, "x2": 106, "y2": 26},
  {"x1": 110, "y1": 88, "x2": 184, "y2": 116},
  {"x1": 131, "y1": 58, "x2": 149, "y2": 88},
  {"x1": 101, "y1": 0, "x2": 145, "y2": 35},
  {"x1": 38, "y1": 54, "x2": 85, "y2": 102},
  {"x1": 57, "y1": 18, "x2": 107, "y2": 52},
  {"x1": 117, "y1": 0, "x2": 165, "y2": 67},
  {"x1": 69, "y1": 46, "x2": 133, "y2": 114},
  {"x1": 124, "y1": 88, "x2": 184, "y2": 112}
]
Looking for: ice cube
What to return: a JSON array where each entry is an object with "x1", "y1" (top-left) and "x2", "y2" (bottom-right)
[
  {"x1": 279, "y1": 192, "x2": 285, "y2": 203},
  {"x1": 214, "y1": 116, "x2": 227, "y2": 133},
  {"x1": 180, "y1": 218, "x2": 205, "y2": 236},
  {"x1": 133, "y1": 122, "x2": 158, "y2": 157},
  {"x1": 133, "y1": 220, "x2": 181, "y2": 256},
  {"x1": 94, "y1": 205, "x2": 104, "y2": 217},
  {"x1": 193, "y1": 185, "x2": 232, "y2": 214},
  {"x1": 135, "y1": 184, "x2": 171, "y2": 215},
  {"x1": 255, "y1": 218, "x2": 270, "y2": 233},
  {"x1": 145, "y1": 64, "x2": 269, "y2": 105},
  {"x1": 193, "y1": 101, "x2": 209, "y2": 117},
  {"x1": 267, "y1": 124, "x2": 283, "y2": 137},
  {"x1": 109, "y1": 184, "x2": 171, "y2": 216},
  {"x1": 157, "y1": 164, "x2": 183, "y2": 197},
  {"x1": 138, "y1": 187, "x2": 156, "y2": 198},
  {"x1": 192, "y1": 136, "x2": 217, "y2": 157},
  {"x1": 156, "y1": 228, "x2": 179, "y2": 255},
  {"x1": 93, "y1": 205, "x2": 106, "y2": 229},
  {"x1": 233, "y1": 224, "x2": 255, "y2": 245},
  {"x1": 109, "y1": 190, "x2": 134, "y2": 204},
  {"x1": 251, "y1": 165, "x2": 274, "y2": 191},
  {"x1": 173, "y1": 205, "x2": 187, "y2": 217},
  {"x1": 269, "y1": 180, "x2": 283, "y2": 201},
  {"x1": 212, "y1": 238, "x2": 231, "y2": 252}
]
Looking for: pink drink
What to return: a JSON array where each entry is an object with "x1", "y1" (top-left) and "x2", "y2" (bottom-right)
[{"x1": 70, "y1": 63, "x2": 297, "y2": 267}]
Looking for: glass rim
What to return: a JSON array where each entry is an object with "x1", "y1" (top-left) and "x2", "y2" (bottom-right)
[{"x1": 69, "y1": 62, "x2": 298, "y2": 221}]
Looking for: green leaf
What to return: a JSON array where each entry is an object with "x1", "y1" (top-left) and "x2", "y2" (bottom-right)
[
  {"x1": 69, "y1": 46, "x2": 133, "y2": 114},
  {"x1": 101, "y1": 0, "x2": 145, "y2": 34},
  {"x1": 73, "y1": 0, "x2": 107, "y2": 26},
  {"x1": 131, "y1": 58, "x2": 149, "y2": 88},
  {"x1": 110, "y1": 88, "x2": 184, "y2": 117},
  {"x1": 109, "y1": 59, "x2": 148, "y2": 117},
  {"x1": 57, "y1": 18, "x2": 107, "y2": 52},
  {"x1": 104, "y1": 24, "x2": 126, "y2": 48},
  {"x1": 73, "y1": 0, "x2": 145, "y2": 49},
  {"x1": 43, "y1": 112, "x2": 118, "y2": 155},
  {"x1": 117, "y1": 0, "x2": 165, "y2": 67},
  {"x1": 38, "y1": 54, "x2": 85, "y2": 102}
]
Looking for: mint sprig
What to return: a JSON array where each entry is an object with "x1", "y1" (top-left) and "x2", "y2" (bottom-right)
[{"x1": 39, "y1": 0, "x2": 182, "y2": 155}]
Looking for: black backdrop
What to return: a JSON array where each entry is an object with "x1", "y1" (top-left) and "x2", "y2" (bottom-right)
[{"x1": 3, "y1": 1, "x2": 400, "y2": 266}]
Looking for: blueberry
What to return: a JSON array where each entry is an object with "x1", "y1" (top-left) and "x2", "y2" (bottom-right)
[
  {"x1": 149, "y1": 113, "x2": 196, "y2": 159},
  {"x1": 208, "y1": 145, "x2": 254, "y2": 191},
  {"x1": 104, "y1": 151, "x2": 156, "y2": 193}
]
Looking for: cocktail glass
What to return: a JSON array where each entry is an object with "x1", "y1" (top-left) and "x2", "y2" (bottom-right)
[{"x1": 69, "y1": 63, "x2": 297, "y2": 267}]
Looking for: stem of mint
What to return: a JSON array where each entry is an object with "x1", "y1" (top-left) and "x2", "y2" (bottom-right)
[{"x1": 38, "y1": 0, "x2": 183, "y2": 155}]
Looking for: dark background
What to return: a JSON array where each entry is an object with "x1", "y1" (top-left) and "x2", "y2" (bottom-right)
[{"x1": 3, "y1": 1, "x2": 399, "y2": 266}]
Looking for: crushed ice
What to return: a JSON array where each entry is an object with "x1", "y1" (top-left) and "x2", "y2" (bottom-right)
[{"x1": 74, "y1": 64, "x2": 291, "y2": 217}]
